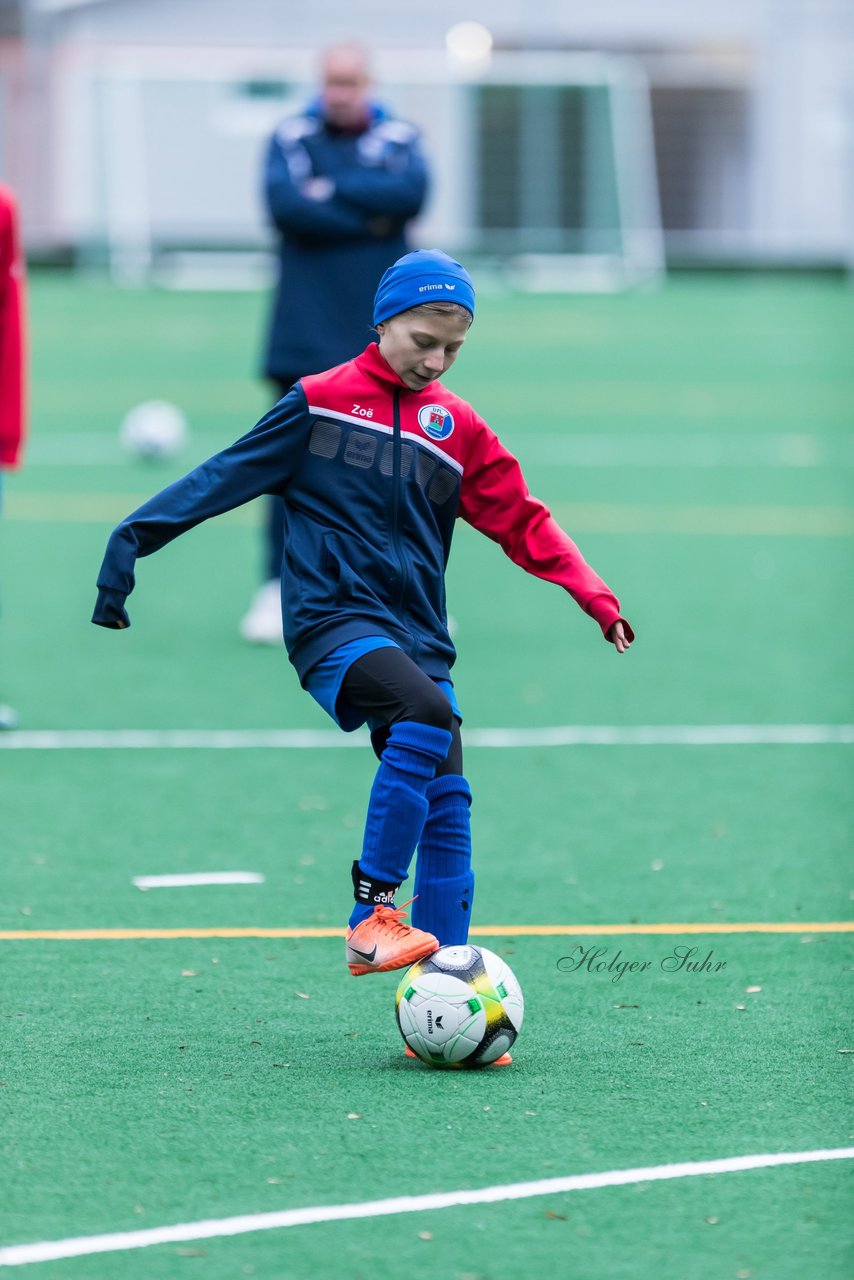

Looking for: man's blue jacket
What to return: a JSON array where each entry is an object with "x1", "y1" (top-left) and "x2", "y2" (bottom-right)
[{"x1": 262, "y1": 101, "x2": 428, "y2": 380}]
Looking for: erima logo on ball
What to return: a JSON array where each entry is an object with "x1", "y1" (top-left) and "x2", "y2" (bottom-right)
[{"x1": 417, "y1": 404, "x2": 454, "y2": 441}]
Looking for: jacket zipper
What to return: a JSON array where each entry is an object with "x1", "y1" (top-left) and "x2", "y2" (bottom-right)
[{"x1": 390, "y1": 388, "x2": 412, "y2": 627}]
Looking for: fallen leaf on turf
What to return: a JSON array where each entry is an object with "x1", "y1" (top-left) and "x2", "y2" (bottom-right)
[
  {"x1": 705, "y1": 1216, "x2": 719, "y2": 1225},
  {"x1": 735, "y1": 1004, "x2": 746, "y2": 1010},
  {"x1": 545, "y1": 1210, "x2": 567, "y2": 1221},
  {"x1": 418, "y1": 1231, "x2": 432, "y2": 1241},
  {"x1": 177, "y1": 1248, "x2": 207, "y2": 1257},
  {"x1": 295, "y1": 992, "x2": 311, "y2": 999},
  {"x1": 745, "y1": 985, "x2": 761, "y2": 993},
  {"x1": 347, "y1": 1113, "x2": 361, "y2": 1120},
  {"x1": 181, "y1": 970, "x2": 198, "y2": 977}
]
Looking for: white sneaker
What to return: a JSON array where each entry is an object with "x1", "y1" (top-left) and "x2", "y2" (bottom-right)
[
  {"x1": 0, "y1": 703, "x2": 18, "y2": 730},
  {"x1": 239, "y1": 579, "x2": 283, "y2": 645}
]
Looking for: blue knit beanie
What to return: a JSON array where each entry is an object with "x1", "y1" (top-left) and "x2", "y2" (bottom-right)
[{"x1": 373, "y1": 249, "x2": 475, "y2": 326}]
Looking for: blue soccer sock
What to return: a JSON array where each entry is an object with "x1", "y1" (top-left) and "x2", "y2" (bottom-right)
[
  {"x1": 349, "y1": 720, "x2": 452, "y2": 930},
  {"x1": 411, "y1": 774, "x2": 474, "y2": 945}
]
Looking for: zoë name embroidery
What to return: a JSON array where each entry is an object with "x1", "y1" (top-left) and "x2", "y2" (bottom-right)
[{"x1": 351, "y1": 403, "x2": 374, "y2": 419}]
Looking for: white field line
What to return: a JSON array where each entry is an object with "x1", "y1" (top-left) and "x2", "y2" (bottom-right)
[
  {"x1": 0, "y1": 1148, "x2": 851, "y2": 1267},
  {"x1": 24, "y1": 432, "x2": 854, "y2": 468},
  {"x1": 517, "y1": 432, "x2": 854, "y2": 469},
  {"x1": 0, "y1": 729, "x2": 365, "y2": 749},
  {"x1": 1, "y1": 725, "x2": 852, "y2": 750},
  {"x1": 132, "y1": 872, "x2": 264, "y2": 889},
  {"x1": 465, "y1": 724, "x2": 854, "y2": 747}
]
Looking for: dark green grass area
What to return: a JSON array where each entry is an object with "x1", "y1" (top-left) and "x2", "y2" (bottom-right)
[
  {"x1": 1, "y1": 746, "x2": 851, "y2": 930},
  {"x1": 4, "y1": 516, "x2": 854, "y2": 729},
  {"x1": 2, "y1": 273, "x2": 853, "y2": 730},
  {"x1": 1, "y1": 936, "x2": 851, "y2": 1278},
  {"x1": 1, "y1": 274, "x2": 852, "y2": 1276}
]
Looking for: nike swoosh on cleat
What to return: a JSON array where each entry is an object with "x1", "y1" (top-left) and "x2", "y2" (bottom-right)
[{"x1": 348, "y1": 944, "x2": 378, "y2": 963}]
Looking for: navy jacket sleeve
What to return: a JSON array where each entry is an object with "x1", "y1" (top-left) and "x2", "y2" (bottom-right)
[
  {"x1": 92, "y1": 386, "x2": 310, "y2": 629},
  {"x1": 264, "y1": 131, "x2": 371, "y2": 242},
  {"x1": 333, "y1": 128, "x2": 429, "y2": 220}
]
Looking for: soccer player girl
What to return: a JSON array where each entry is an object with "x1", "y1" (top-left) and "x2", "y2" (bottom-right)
[{"x1": 93, "y1": 250, "x2": 633, "y2": 979}]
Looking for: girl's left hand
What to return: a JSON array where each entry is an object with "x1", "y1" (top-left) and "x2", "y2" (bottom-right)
[{"x1": 608, "y1": 620, "x2": 633, "y2": 653}]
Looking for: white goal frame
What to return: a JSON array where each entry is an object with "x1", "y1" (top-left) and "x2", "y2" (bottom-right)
[{"x1": 70, "y1": 46, "x2": 664, "y2": 291}]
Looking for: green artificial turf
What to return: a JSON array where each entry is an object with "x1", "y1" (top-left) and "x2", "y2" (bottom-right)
[{"x1": 1, "y1": 272, "x2": 852, "y2": 1278}]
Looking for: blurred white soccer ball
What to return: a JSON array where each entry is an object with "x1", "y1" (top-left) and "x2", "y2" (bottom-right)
[{"x1": 120, "y1": 401, "x2": 188, "y2": 460}]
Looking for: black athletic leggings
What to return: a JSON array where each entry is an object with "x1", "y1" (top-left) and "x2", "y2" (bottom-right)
[{"x1": 341, "y1": 647, "x2": 463, "y2": 777}]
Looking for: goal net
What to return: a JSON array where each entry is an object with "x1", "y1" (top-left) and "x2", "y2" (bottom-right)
[{"x1": 73, "y1": 47, "x2": 663, "y2": 291}]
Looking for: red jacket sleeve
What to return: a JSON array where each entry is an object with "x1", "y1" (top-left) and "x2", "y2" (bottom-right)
[
  {"x1": 458, "y1": 414, "x2": 633, "y2": 640},
  {"x1": 0, "y1": 183, "x2": 27, "y2": 470}
]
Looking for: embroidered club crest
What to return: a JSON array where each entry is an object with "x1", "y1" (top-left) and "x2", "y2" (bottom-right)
[{"x1": 417, "y1": 404, "x2": 455, "y2": 441}]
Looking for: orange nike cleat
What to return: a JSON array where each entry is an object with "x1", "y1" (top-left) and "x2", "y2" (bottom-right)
[
  {"x1": 345, "y1": 901, "x2": 439, "y2": 976},
  {"x1": 403, "y1": 1045, "x2": 513, "y2": 1066}
]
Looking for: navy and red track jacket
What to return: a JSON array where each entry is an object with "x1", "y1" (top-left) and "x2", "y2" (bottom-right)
[{"x1": 93, "y1": 343, "x2": 631, "y2": 682}]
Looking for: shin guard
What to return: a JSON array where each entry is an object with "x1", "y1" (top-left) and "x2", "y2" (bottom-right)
[
  {"x1": 411, "y1": 774, "x2": 474, "y2": 945},
  {"x1": 350, "y1": 720, "x2": 452, "y2": 928}
]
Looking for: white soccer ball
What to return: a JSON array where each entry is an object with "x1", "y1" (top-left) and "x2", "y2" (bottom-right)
[
  {"x1": 395, "y1": 944, "x2": 524, "y2": 1068},
  {"x1": 120, "y1": 400, "x2": 188, "y2": 460}
]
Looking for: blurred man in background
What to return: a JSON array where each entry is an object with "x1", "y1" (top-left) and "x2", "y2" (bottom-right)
[
  {"x1": 0, "y1": 182, "x2": 27, "y2": 728},
  {"x1": 241, "y1": 42, "x2": 430, "y2": 643}
]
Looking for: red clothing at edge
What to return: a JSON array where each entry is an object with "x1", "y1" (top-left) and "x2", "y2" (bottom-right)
[{"x1": 0, "y1": 183, "x2": 27, "y2": 469}]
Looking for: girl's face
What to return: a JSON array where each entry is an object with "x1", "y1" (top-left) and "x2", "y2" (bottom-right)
[{"x1": 377, "y1": 310, "x2": 471, "y2": 391}]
